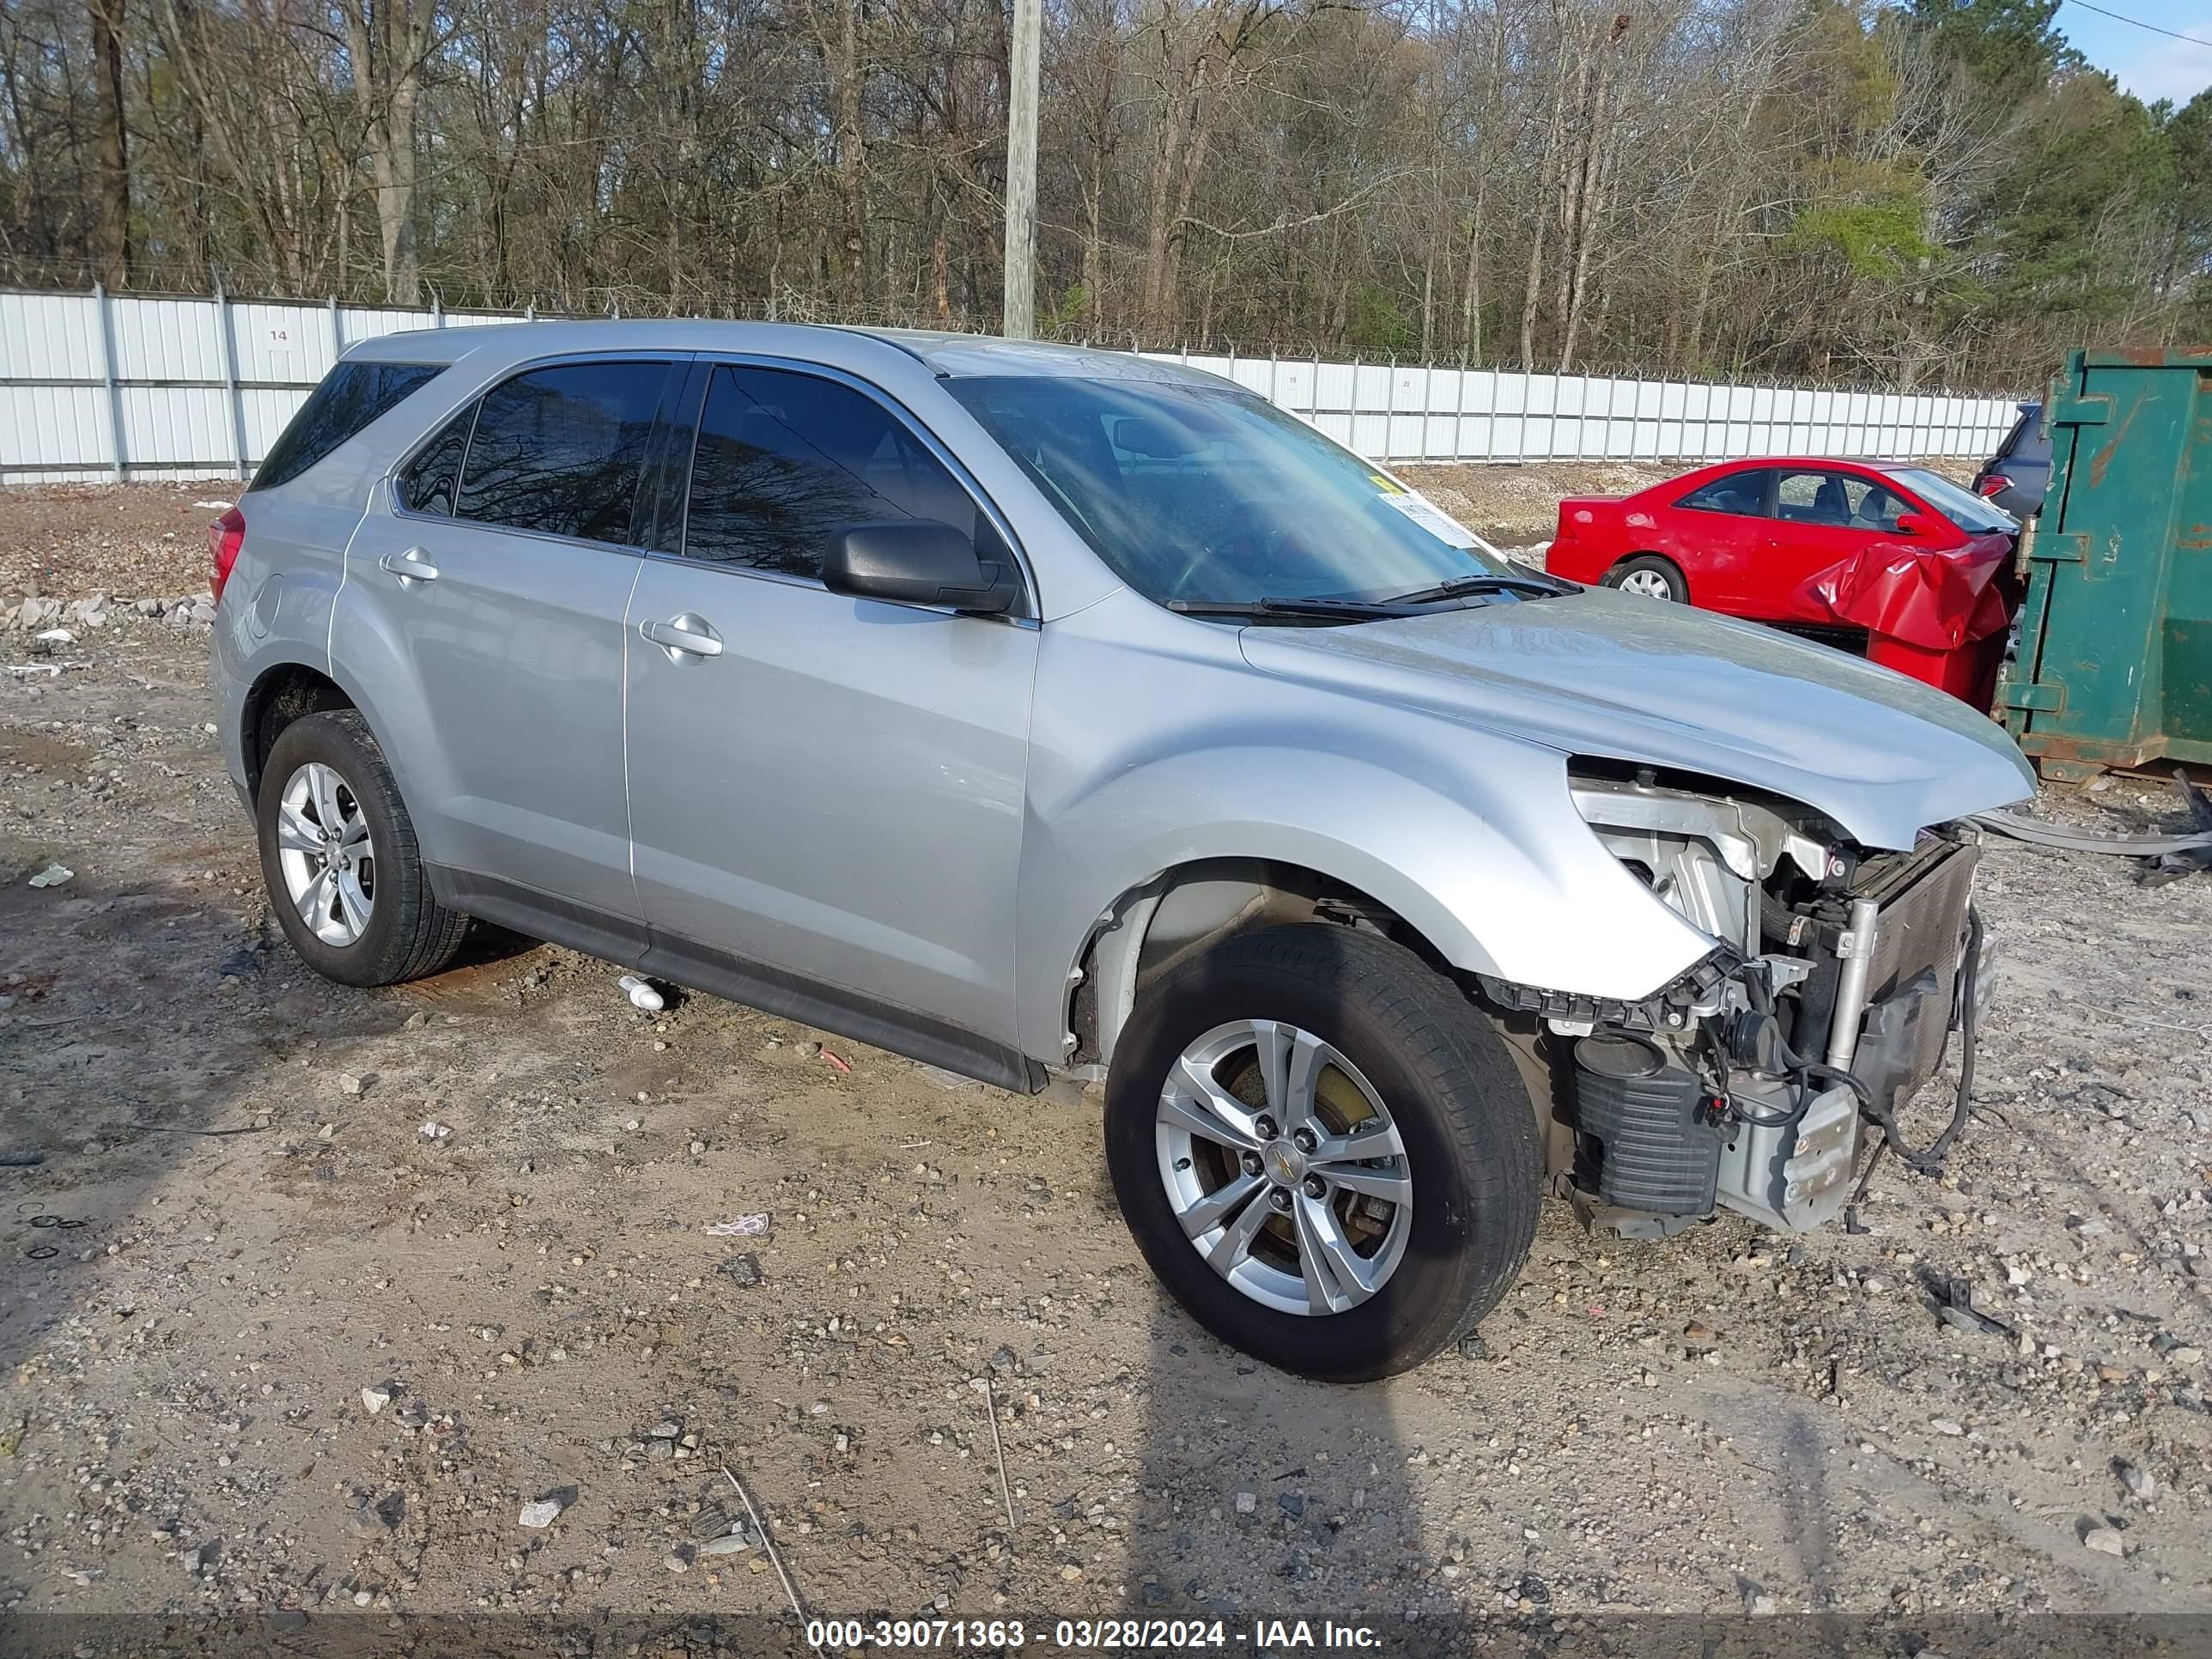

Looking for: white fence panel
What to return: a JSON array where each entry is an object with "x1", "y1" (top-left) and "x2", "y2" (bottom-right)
[
  {"x1": 0, "y1": 291, "x2": 104, "y2": 380},
  {"x1": 1, "y1": 286, "x2": 2021, "y2": 483}
]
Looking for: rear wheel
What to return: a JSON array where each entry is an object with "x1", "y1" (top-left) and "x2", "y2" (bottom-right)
[
  {"x1": 1604, "y1": 555, "x2": 1686, "y2": 602},
  {"x1": 1104, "y1": 924, "x2": 1541, "y2": 1381},
  {"x1": 256, "y1": 710, "x2": 467, "y2": 987}
]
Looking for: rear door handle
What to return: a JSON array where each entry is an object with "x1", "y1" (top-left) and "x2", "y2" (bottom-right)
[
  {"x1": 379, "y1": 548, "x2": 441, "y2": 586},
  {"x1": 640, "y1": 613, "x2": 723, "y2": 659}
]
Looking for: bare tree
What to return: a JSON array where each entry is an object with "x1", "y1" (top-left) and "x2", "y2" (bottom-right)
[{"x1": 0, "y1": 0, "x2": 2192, "y2": 386}]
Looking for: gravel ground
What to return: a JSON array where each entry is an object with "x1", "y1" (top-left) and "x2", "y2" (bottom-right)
[
  {"x1": 0, "y1": 484, "x2": 234, "y2": 608},
  {"x1": 1, "y1": 486, "x2": 2209, "y2": 1649}
]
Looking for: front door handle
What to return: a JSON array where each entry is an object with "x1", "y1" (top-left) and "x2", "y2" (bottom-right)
[
  {"x1": 640, "y1": 613, "x2": 724, "y2": 659},
  {"x1": 379, "y1": 548, "x2": 441, "y2": 586}
]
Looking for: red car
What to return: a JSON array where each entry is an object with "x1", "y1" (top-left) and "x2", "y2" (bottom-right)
[{"x1": 1545, "y1": 458, "x2": 2021, "y2": 705}]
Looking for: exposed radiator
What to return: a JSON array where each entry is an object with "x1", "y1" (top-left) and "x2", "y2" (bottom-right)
[{"x1": 1852, "y1": 836, "x2": 1978, "y2": 1100}]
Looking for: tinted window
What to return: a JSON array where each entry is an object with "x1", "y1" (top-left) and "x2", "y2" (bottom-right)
[
  {"x1": 251, "y1": 361, "x2": 444, "y2": 491},
  {"x1": 399, "y1": 406, "x2": 475, "y2": 516},
  {"x1": 456, "y1": 361, "x2": 669, "y2": 543},
  {"x1": 684, "y1": 366, "x2": 980, "y2": 577},
  {"x1": 1675, "y1": 470, "x2": 1768, "y2": 516}
]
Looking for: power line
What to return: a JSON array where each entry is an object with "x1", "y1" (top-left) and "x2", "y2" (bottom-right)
[{"x1": 2063, "y1": 0, "x2": 2212, "y2": 47}]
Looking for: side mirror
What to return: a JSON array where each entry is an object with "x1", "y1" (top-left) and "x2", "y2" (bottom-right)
[
  {"x1": 1893, "y1": 513, "x2": 1932, "y2": 537},
  {"x1": 822, "y1": 520, "x2": 1019, "y2": 615}
]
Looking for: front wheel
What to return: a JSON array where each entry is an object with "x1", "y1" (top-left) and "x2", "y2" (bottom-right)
[{"x1": 1104, "y1": 924, "x2": 1540, "y2": 1382}]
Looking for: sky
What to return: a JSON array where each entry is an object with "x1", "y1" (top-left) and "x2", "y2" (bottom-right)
[{"x1": 2058, "y1": 0, "x2": 2212, "y2": 105}]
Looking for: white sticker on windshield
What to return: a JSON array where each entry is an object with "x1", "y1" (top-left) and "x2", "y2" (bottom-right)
[{"x1": 1377, "y1": 489, "x2": 1480, "y2": 549}]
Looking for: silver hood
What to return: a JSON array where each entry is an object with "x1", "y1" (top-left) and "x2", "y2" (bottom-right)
[{"x1": 1239, "y1": 585, "x2": 2034, "y2": 850}]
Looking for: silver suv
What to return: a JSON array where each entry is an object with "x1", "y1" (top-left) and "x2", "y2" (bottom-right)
[{"x1": 210, "y1": 323, "x2": 2034, "y2": 1380}]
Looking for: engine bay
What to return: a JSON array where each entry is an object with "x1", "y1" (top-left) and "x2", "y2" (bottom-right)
[{"x1": 1491, "y1": 762, "x2": 1984, "y2": 1237}]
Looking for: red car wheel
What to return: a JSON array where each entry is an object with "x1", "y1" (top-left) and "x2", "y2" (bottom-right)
[{"x1": 1604, "y1": 556, "x2": 1686, "y2": 603}]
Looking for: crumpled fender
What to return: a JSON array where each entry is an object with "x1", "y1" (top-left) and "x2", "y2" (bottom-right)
[{"x1": 1801, "y1": 541, "x2": 2014, "y2": 650}]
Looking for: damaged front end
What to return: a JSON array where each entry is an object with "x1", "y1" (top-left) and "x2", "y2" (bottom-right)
[{"x1": 1481, "y1": 760, "x2": 1983, "y2": 1240}]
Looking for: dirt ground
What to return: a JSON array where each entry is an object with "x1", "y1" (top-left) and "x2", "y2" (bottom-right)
[
  {"x1": 0, "y1": 483, "x2": 235, "y2": 609},
  {"x1": 1395, "y1": 461, "x2": 1674, "y2": 548},
  {"x1": 2, "y1": 483, "x2": 2210, "y2": 1650}
]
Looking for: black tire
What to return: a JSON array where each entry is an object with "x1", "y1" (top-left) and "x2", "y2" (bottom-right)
[
  {"x1": 1602, "y1": 554, "x2": 1687, "y2": 603},
  {"x1": 256, "y1": 709, "x2": 468, "y2": 988},
  {"x1": 1104, "y1": 923, "x2": 1541, "y2": 1382}
]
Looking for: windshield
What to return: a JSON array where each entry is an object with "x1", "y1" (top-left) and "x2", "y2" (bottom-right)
[
  {"x1": 1887, "y1": 466, "x2": 2017, "y2": 535},
  {"x1": 945, "y1": 374, "x2": 1519, "y2": 609}
]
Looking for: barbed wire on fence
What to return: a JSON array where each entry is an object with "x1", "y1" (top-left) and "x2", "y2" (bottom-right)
[
  {"x1": 0, "y1": 264, "x2": 2035, "y2": 402},
  {"x1": 0, "y1": 283, "x2": 2026, "y2": 484}
]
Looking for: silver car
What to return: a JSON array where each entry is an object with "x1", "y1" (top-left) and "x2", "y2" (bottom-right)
[{"x1": 209, "y1": 323, "x2": 2034, "y2": 1380}]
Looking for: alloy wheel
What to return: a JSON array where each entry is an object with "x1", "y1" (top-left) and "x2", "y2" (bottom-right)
[
  {"x1": 1617, "y1": 568, "x2": 1674, "y2": 599},
  {"x1": 1154, "y1": 1018, "x2": 1413, "y2": 1316},
  {"x1": 274, "y1": 761, "x2": 375, "y2": 946}
]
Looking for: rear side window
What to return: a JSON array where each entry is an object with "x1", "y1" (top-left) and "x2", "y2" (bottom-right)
[
  {"x1": 251, "y1": 361, "x2": 444, "y2": 491},
  {"x1": 683, "y1": 365, "x2": 980, "y2": 578},
  {"x1": 455, "y1": 361, "x2": 671, "y2": 544},
  {"x1": 399, "y1": 407, "x2": 475, "y2": 516},
  {"x1": 1676, "y1": 469, "x2": 1769, "y2": 516}
]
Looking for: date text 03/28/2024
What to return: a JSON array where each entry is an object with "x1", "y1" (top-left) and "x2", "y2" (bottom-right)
[{"x1": 802, "y1": 1618, "x2": 1385, "y2": 1650}]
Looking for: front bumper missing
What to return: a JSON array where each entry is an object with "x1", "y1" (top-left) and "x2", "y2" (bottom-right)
[
  {"x1": 1475, "y1": 945, "x2": 1741, "y2": 1037},
  {"x1": 1540, "y1": 833, "x2": 1982, "y2": 1239}
]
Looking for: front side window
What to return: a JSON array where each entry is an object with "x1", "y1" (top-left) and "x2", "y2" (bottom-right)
[
  {"x1": 1774, "y1": 471, "x2": 1916, "y2": 532},
  {"x1": 1773, "y1": 470, "x2": 1861, "y2": 526},
  {"x1": 683, "y1": 365, "x2": 981, "y2": 579},
  {"x1": 1674, "y1": 470, "x2": 1769, "y2": 517},
  {"x1": 944, "y1": 374, "x2": 1516, "y2": 607},
  {"x1": 252, "y1": 361, "x2": 444, "y2": 492},
  {"x1": 1887, "y1": 466, "x2": 2014, "y2": 535},
  {"x1": 1844, "y1": 477, "x2": 1911, "y2": 532},
  {"x1": 455, "y1": 360, "x2": 671, "y2": 544}
]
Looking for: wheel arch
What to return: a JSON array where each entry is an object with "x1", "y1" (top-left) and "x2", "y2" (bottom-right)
[
  {"x1": 1020, "y1": 732, "x2": 1719, "y2": 1071},
  {"x1": 240, "y1": 660, "x2": 358, "y2": 804},
  {"x1": 1061, "y1": 856, "x2": 1466, "y2": 1077}
]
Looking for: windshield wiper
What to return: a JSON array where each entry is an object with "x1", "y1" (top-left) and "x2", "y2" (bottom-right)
[
  {"x1": 1167, "y1": 596, "x2": 1419, "y2": 622},
  {"x1": 1376, "y1": 569, "x2": 1576, "y2": 605}
]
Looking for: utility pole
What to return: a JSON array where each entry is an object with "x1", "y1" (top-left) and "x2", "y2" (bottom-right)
[{"x1": 1003, "y1": 0, "x2": 1041, "y2": 339}]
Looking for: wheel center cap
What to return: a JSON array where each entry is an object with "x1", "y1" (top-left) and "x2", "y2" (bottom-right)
[{"x1": 1266, "y1": 1143, "x2": 1306, "y2": 1185}]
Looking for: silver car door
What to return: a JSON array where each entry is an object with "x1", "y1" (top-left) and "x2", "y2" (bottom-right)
[
  {"x1": 337, "y1": 356, "x2": 679, "y2": 947},
  {"x1": 623, "y1": 359, "x2": 1037, "y2": 1073}
]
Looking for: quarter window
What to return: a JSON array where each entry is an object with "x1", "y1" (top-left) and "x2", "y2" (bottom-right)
[
  {"x1": 455, "y1": 361, "x2": 671, "y2": 544},
  {"x1": 683, "y1": 365, "x2": 980, "y2": 578},
  {"x1": 252, "y1": 361, "x2": 444, "y2": 492},
  {"x1": 399, "y1": 407, "x2": 474, "y2": 516},
  {"x1": 1675, "y1": 470, "x2": 1768, "y2": 517}
]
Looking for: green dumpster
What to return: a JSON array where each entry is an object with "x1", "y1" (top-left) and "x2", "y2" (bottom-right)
[{"x1": 2002, "y1": 347, "x2": 2212, "y2": 781}]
